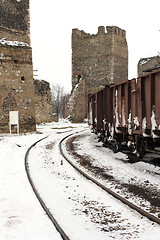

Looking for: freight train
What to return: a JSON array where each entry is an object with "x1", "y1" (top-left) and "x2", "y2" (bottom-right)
[{"x1": 88, "y1": 69, "x2": 160, "y2": 158}]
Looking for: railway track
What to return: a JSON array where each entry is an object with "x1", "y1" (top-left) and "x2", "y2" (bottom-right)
[
  {"x1": 25, "y1": 136, "x2": 70, "y2": 240},
  {"x1": 24, "y1": 129, "x2": 160, "y2": 240},
  {"x1": 59, "y1": 132, "x2": 160, "y2": 225}
]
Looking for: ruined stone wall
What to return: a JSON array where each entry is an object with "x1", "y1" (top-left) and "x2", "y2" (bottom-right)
[
  {"x1": 67, "y1": 78, "x2": 86, "y2": 122},
  {"x1": 34, "y1": 80, "x2": 53, "y2": 124},
  {"x1": 0, "y1": 44, "x2": 36, "y2": 133},
  {"x1": 138, "y1": 56, "x2": 160, "y2": 76},
  {"x1": 68, "y1": 26, "x2": 128, "y2": 122},
  {"x1": 0, "y1": 0, "x2": 30, "y2": 45},
  {"x1": 0, "y1": 0, "x2": 36, "y2": 133}
]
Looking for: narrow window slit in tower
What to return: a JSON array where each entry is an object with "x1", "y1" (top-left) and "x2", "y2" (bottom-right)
[
  {"x1": 78, "y1": 74, "x2": 81, "y2": 84},
  {"x1": 21, "y1": 76, "x2": 25, "y2": 83}
]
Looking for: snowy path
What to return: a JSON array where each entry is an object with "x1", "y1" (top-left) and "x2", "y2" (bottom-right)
[
  {"x1": 28, "y1": 125, "x2": 160, "y2": 239},
  {"x1": 0, "y1": 134, "x2": 62, "y2": 240}
]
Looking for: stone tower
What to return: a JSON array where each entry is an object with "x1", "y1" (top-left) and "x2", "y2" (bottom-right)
[
  {"x1": 67, "y1": 26, "x2": 128, "y2": 122},
  {"x1": 0, "y1": 0, "x2": 36, "y2": 133}
]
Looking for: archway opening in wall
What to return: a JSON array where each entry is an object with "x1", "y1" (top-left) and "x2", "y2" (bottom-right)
[{"x1": 3, "y1": 94, "x2": 17, "y2": 114}]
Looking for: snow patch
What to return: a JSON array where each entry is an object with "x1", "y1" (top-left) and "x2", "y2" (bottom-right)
[
  {"x1": 139, "y1": 57, "x2": 152, "y2": 66},
  {"x1": 0, "y1": 38, "x2": 29, "y2": 47},
  {"x1": 151, "y1": 107, "x2": 157, "y2": 131},
  {"x1": 133, "y1": 116, "x2": 140, "y2": 130},
  {"x1": 115, "y1": 90, "x2": 120, "y2": 132},
  {"x1": 128, "y1": 112, "x2": 132, "y2": 135}
]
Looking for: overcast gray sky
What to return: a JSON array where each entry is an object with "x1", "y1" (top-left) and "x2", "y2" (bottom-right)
[{"x1": 30, "y1": 0, "x2": 160, "y2": 92}]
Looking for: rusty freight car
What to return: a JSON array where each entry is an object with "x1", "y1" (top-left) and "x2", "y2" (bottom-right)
[
  {"x1": 88, "y1": 86, "x2": 111, "y2": 135},
  {"x1": 132, "y1": 70, "x2": 160, "y2": 157},
  {"x1": 88, "y1": 69, "x2": 160, "y2": 158},
  {"x1": 88, "y1": 88, "x2": 104, "y2": 133}
]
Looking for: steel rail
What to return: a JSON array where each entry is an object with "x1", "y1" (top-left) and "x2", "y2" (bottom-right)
[
  {"x1": 59, "y1": 132, "x2": 160, "y2": 225},
  {"x1": 25, "y1": 136, "x2": 70, "y2": 240}
]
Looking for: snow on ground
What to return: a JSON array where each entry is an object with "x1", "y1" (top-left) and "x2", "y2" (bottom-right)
[
  {"x1": 63, "y1": 131, "x2": 160, "y2": 216},
  {"x1": 0, "y1": 120, "x2": 160, "y2": 239},
  {"x1": 67, "y1": 130, "x2": 160, "y2": 186},
  {"x1": 0, "y1": 133, "x2": 62, "y2": 240}
]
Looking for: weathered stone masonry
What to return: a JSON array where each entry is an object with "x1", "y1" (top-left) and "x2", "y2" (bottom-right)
[
  {"x1": 0, "y1": 43, "x2": 36, "y2": 133},
  {"x1": 67, "y1": 26, "x2": 128, "y2": 122},
  {"x1": 0, "y1": 0, "x2": 36, "y2": 133},
  {"x1": 138, "y1": 55, "x2": 160, "y2": 76},
  {"x1": 0, "y1": 0, "x2": 30, "y2": 45},
  {"x1": 34, "y1": 79, "x2": 53, "y2": 124}
]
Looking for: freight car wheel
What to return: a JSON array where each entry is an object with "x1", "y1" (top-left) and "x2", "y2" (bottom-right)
[{"x1": 135, "y1": 136, "x2": 145, "y2": 158}]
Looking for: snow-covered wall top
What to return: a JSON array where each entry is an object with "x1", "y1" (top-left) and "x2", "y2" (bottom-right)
[{"x1": 0, "y1": 38, "x2": 29, "y2": 47}]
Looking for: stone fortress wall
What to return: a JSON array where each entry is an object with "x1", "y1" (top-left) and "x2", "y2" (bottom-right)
[
  {"x1": 67, "y1": 26, "x2": 128, "y2": 122},
  {"x1": 138, "y1": 55, "x2": 160, "y2": 76},
  {"x1": 0, "y1": 0, "x2": 53, "y2": 133},
  {"x1": 0, "y1": 0, "x2": 30, "y2": 45},
  {"x1": 0, "y1": 43, "x2": 36, "y2": 133},
  {"x1": 0, "y1": 0, "x2": 36, "y2": 133},
  {"x1": 34, "y1": 79, "x2": 53, "y2": 124}
]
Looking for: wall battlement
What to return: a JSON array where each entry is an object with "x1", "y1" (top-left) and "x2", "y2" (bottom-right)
[
  {"x1": 106, "y1": 26, "x2": 126, "y2": 38},
  {"x1": 72, "y1": 26, "x2": 126, "y2": 39},
  {"x1": 72, "y1": 29, "x2": 91, "y2": 38}
]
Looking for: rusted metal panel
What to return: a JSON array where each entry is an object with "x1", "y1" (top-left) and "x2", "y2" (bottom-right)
[
  {"x1": 96, "y1": 89, "x2": 103, "y2": 131},
  {"x1": 131, "y1": 70, "x2": 160, "y2": 138},
  {"x1": 117, "y1": 84, "x2": 121, "y2": 126},
  {"x1": 120, "y1": 82, "x2": 129, "y2": 129},
  {"x1": 110, "y1": 80, "x2": 129, "y2": 134},
  {"x1": 110, "y1": 86, "x2": 114, "y2": 126},
  {"x1": 124, "y1": 81, "x2": 129, "y2": 127},
  {"x1": 154, "y1": 72, "x2": 160, "y2": 124},
  {"x1": 88, "y1": 94, "x2": 96, "y2": 129},
  {"x1": 136, "y1": 77, "x2": 142, "y2": 131},
  {"x1": 102, "y1": 86, "x2": 110, "y2": 130},
  {"x1": 134, "y1": 77, "x2": 142, "y2": 135},
  {"x1": 130, "y1": 79, "x2": 137, "y2": 120},
  {"x1": 151, "y1": 71, "x2": 160, "y2": 136},
  {"x1": 88, "y1": 69, "x2": 160, "y2": 142},
  {"x1": 136, "y1": 71, "x2": 160, "y2": 137},
  {"x1": 129, "y1": 78, "x2": 138, "y2": 134},
  {"x1": 141, "y1": 75, "x2": 152, "y2": 131},
  {"x1": 101, "y1": 85, "x2": 113, "y2": 135},
  {"x1": 110, "y1": 84, "x2": 116, "y2": 129}
]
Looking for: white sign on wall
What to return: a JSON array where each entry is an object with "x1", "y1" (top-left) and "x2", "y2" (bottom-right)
[{"x1": 9, "y1": 111, "x2": 19, "y2": 135}]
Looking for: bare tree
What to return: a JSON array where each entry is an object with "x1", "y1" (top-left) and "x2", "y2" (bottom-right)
[
  {"x1": 52, "y1": 84, "x2": 65, "y2": 119},
  {"x1": 61, "y1": 93, "x2": 70, "y2": 118}
]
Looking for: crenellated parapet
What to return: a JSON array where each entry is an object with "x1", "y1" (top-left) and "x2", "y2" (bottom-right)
[
  {"x1": 106, "y1": 26, "x2": 126, "y2": 38},
  {"x1": 72, "y1": 28, "x2": 91, "y2": 38},
  {"x1": 72, "y1": 26, "x2": 126, "y2": 39}
]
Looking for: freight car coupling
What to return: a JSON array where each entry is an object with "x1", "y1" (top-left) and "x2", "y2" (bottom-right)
[{"x1": 88, "y1": 69, "x2": 160, "y2": 159}]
